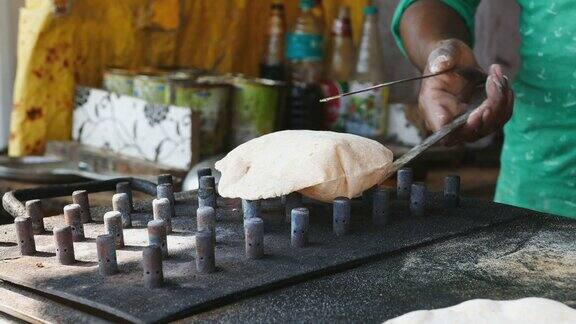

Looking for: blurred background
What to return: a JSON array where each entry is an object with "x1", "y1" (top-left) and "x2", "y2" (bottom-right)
[{"x1": 0, "y1": 0, "x2": 520, "y2": 216}]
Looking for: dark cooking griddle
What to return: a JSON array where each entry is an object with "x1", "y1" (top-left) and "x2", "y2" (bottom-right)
[{"x1": 0, "y1": 180, "x2": 533, "y2": 323}]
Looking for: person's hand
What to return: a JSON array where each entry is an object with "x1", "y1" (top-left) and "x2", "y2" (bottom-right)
[{"x1": 418, "y1": 39, "x2": 514, "y2": 145}]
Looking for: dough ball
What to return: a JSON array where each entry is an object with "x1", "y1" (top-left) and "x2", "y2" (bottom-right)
[
  {"x1": 215, "y1": 130, "x2": 393, "y2": 202},
  {"x1": 385, "y1": 298, "x2": 576, "y2": 324}
]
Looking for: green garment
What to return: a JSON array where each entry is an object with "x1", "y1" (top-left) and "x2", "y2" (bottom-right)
[{"x1": 392, "y1": 0, "x2": 576, "y2": 218}]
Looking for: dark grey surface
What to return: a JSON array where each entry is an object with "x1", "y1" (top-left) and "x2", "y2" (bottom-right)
[
  {"x1": 190, "y1": 214, "x2": 576, "y2": 323},
  {"x1": 0, "y1": 190, "x2": 531, "y2": 323}
]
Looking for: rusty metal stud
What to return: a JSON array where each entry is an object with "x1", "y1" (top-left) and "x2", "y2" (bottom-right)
[
  {"x1": 157, "y1": 174, "x2": 173, "y2": 186},
  {"x1": 147, "y1": 219, "x2": 168, "y2": 258},
  {"x1": 444, "y1": 175, "x2": 460, "y2": 208},
  {"x1": 112, "y1": 193, "x2": 132, "y2": 228},
  {"x1": 153, "y1": 198, "x2": 172, "y2": 233},
  {"x1": 104, "y1": 211, "x2": 125, "y2": 249},
  {"x1": 244, "y1": 217, "x2": 264, "y2": 259},
  {"x1": 25, "y1": 199, "x2": 44, "y2": 234},
  {"x1": 197, "y1": 206, "x2": 216, "y2": 245},
  {"x1": 195, "y1": 230, "x2": 216, "y2": 273},
  {"x1": 53, "y1": 225, "x2": 75, "y2": 265},
  {"x1": 96, "y1": 234, "x2": 119, "y2": 276},
  {"x1": 198, "y1": 176, "x2": 216, "y2": 209},
  {"x1": 410, "y1": 182, "x2": 427, "y2": 217},
  {"x1": 397, "y1": 167, "x2": 413, "y2": 200},
  {"x1": 285, "y1": 192, "x2": 303, "y2": 223},
  {"x1": 242, "y1": 199, "x2": 260, "y2": 227},
  {"x1": 157, "y1": 183, "x2": 176, "y2": 218},
  {"x1": 291, "y1": 207, "x2": 309, "y2": 248},
  {"x1": 142, "y1": 245, "x2": 164, "y2": 288},
  {"x1": 115, "y1": 182, "x2": 133, "y2": 213},
  {"x1": 63, "y1": 204, "x2": 85, "y2": 242},
  {"x1": 372, "y1": 187, "x2": 391, "y2": 226},
  {"x1": 72, "y1": 190, "x2": 92, "y2": 223},
  {"x1": 333, "y1": 197, "x2": 351, "y2": 236},
  {"x1": 14, "y1": 217, "x2": 36, "y2": 255}
]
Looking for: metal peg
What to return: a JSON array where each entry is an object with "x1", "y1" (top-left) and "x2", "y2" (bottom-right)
[
  {"x1": 26, "y1": 199, "x2": 44, "y2": 234},
  {"x1": 197, "y1": 206, "x2": 216, "y2": 245},
  {"x1": 112, "y1": 193, "x2": 132, "y2": 228},
  {"x1": 373, "y1": 187, "x2": 391, "y2": 226},
  {"x1": 198, "y1": 176, "x2": 217, "y2": 209},
  {"x1": 96, "y1": 234, "x2": 119, "y2": 276},
  {"x1": 195, "y1": 230, "x2": 216, "y2": 273},
  {"x1": 53, "y1": 226, "x2": 75, "y2": 265},
  {"x1": 244, "y1": 217, "x2": 264, "y2": 259},
  {"x1": 291, "y1": 207, "x2": 309, "y2": 247},
  {"x1": 444, "y1": 175, "x2": 460, "y2": 208},
  {"x1": 197, "y1": 168, "x2": 212, "y2": 187},
  {"x1": 397, "y1": 167, "x2": 413, "y2": 200},
  {"x1": 242, "y1": 199, "x2": 260, "y2": 227},
  {"x1": 72, "y1": 190, "x2": 92, "y2": 223},
  {"x1": 147, "y1": 219, "x2": 168, "y2": 258},
  {"x1": 410, "y1": 182, "x2": 427, "y2": 217},
  {"x1": 157, "y1": 183, "x2": 176, "y2": 218},
  {"x1": 333, "y1": 197, "x2": 351, "y2": 236},
  {"x1": 142, "y1": 245, "x2": 164, "y2": 288},
  {"x1": 157, "y1": 174, "x2": 173, "y2": 186},
  {"x1": 153, "y1": 198, "x2": 172, "y2": 233},
  {"x1": 14, "y1": 217, "x2": 36, "y2": 255},
  {"x1": 63, "y1": 204, "x2": 85, "y2": 242},
  {"x1": 285, "y1": 192, "x2": 303, "y2": 223},
  {"x1": 362, "y1": 186, "x2": 376, "y2": 214},
  {"x1": 104, "y1": 211, "x2": 125, "y2": 249},
  {"x1": 115, "y1": 182, "x2": 133, "y2": 212}
]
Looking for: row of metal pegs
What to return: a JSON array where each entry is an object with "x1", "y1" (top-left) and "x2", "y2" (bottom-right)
[{"x1": 12, "y1": 168, "x2": 460, "y2": 289}]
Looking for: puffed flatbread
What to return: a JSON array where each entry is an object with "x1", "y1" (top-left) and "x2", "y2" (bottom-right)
[{"x1": 215, "y1": 130, "x2": 393, "y2": 202}]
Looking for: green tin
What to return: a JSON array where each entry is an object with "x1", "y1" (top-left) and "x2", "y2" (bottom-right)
[
  {"x1": 229, "y1": 76, "x2": 286, "y2": 147},
  {"x1": 103, "y1": 68, "x2": 136, "y2": 96},
  {"x1": 171, "y1": 77, "x2": 231, "y2": 156},
  {"x1": 133, "y1": 70, "x2": 171, "y2": 105}
]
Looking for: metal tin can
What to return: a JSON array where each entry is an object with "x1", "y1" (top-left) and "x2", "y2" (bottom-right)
[
  {"x1": 103, "y1": 68, "x2": 136, "y2": 96},
  {"x1": 171, "y1": 77, "x2": 231, "y2": 156},
  {"x1": 229, "y1": 76, "x2": 286, "y2": 147},
  {"x1": 133, "y1": 70, "x2": 171, "y2": 105}
]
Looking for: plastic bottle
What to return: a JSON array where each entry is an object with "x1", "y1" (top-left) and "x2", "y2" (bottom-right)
[
  {"x1": 322, "y1": 5, "x2": 353, "y2": 131},
  {"x1": 260, "y1": 2, "x2": 286, "y2": 81},
  {"x1": 285, "y1": 0, "x2": 325, "y2": 130},
  {"x1": 345, "y1": 5, "x2": 389, "y2": 138}
]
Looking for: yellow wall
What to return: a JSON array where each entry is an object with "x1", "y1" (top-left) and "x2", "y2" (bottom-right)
[{"x1": 9, "y1": 0, "x2": 368, "y2": 156}]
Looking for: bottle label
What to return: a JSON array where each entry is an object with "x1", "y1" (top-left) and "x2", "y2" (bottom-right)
[
  {"x1": 286, "y1": 33, "x2": 324, "y2": 60},
  {"x1": 320, "y1": 80, "x2": 348, "y2": 131},
  {"x1": 345, "y1": 81, "x2": 390, "y2": 138}
]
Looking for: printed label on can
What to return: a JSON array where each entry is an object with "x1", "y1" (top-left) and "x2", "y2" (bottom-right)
[
  {"x1": 174, "y1": 86, "x2": 229, "y2": 156},
  {"x1": 320, "y1": 80, "x2": 348, "y2": 131},
  {"x1": 286, "y1": 33, "x2": 324, "y2": 60},
  {"x1": 345, "y1": 81, "x2": 390, "y2": 138}
]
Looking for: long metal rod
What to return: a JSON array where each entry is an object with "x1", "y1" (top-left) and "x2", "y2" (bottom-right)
[
  {"x1": 319, "y1": 67, "x2": 487, "y2": 103},
  {"x1": 319, "y1": 70, "x2": 450, "y2": 103}
]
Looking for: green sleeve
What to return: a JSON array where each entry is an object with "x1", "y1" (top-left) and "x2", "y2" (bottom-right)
[{"x1": 391, "y1": 0, "x2": 481, "y2": 57}]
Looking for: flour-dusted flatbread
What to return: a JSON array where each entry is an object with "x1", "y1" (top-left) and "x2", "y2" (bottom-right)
[
  {"x1": 385, "y1": 298, "x2": 576, "y2": 324},
  {"x1": 215, "y1": 130, "x2": 393, "y2": 202}
]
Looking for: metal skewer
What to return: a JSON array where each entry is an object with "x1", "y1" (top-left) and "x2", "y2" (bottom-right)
[{"x1": 319, "y1": 67, "x2": 487, "y2": 103}]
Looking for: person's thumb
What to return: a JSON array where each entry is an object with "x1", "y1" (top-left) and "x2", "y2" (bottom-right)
[{"x1": 427, "y1": 42, "x2": 458, "y2": 73}]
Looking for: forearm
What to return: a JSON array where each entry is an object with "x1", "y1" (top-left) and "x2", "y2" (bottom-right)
[{"x1": 400, "y1": 0, "x2": 472, "y2": 71}]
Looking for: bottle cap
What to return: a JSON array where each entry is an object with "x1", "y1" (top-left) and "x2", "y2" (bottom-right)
[
  {"x1": 364, "y1": 6, "x2": 378, "y2": 15},
  {"x1": 300, "y1": 0, "x2": 315, "y2": 9}
]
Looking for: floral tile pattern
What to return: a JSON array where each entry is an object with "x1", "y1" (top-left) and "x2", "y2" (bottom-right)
[{"x1": 72, "y1": 87, "x2": 195, "y2": 170}]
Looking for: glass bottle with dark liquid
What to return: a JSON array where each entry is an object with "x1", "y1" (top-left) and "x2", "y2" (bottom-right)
[
  {"x1": 285, "y1": 0, "x2": 325, "y2": 130},
  {"x1": 260, "y1": 2, "x2": 286, "y2": 81}
]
